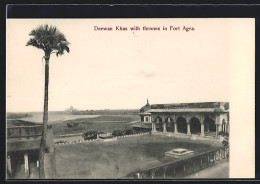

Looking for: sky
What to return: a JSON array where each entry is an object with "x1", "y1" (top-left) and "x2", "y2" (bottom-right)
[{"x1": 6, "y1": 18, "x2": 250, "y2": 112}]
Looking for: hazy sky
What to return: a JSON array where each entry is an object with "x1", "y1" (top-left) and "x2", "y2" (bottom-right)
[{"x1": 6, "y1": 18, "x2": 248, "y2": 112}]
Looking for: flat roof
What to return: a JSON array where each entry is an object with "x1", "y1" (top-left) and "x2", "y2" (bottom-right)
[
  {"x1": 148, "y1": 108, "x2": 228, "y2": 113},
  {"x1": 151, "y1": 102, "x2": 229, "y2": 110}
]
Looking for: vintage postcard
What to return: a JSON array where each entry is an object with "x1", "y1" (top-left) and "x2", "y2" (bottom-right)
[{"x1": 6, "y1": 18, "x2": 255, "y2": 179}]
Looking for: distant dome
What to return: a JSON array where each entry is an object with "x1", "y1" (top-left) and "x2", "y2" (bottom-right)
[{"x1": 140, "y1": 99, "x2": 151, "y2": 113}]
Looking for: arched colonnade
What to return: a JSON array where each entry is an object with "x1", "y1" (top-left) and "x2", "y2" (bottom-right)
[{"x1": 151, "y1": 113, "x2": 227, "y2": 137}]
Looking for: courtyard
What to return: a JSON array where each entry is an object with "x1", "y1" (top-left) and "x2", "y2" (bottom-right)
[{"x1": 53, "y1": 134, "x2": 224, "y2": 179}]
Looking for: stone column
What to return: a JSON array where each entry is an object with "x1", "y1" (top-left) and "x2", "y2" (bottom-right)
[
  {"x1": 200, "y1": 123, "x2": 205, "y2": 136},
  {"x1": 136, "y1": 172, "x2": 141, "y2": 179},
  {"x1": 7, "y1": 155, "x2": 12, "y2": 177},
  {"x1": 174, "y1": 122, "x2": 178, "y2": 134},
  {"x1": 216, "y1": 124, "x2": 219, "y2": 137},
  {"x1": 151, "y1": 169, "x2": 156, "y2": 179},
  {"x1": 163, "y1": 166, "x2": 168, "y2": 179},
  {"x1": 163, "y1": 122, "x2": 167, "y2": 132},
  {"x1": 187, "y1": 123, "x2": 191, "y2": 135},
  {"x1": 152, "y1": 122, "x2": 157, "y2": 132},
  {"x1": 24, "y1": 153, "x2": 29, "y2": 178}
]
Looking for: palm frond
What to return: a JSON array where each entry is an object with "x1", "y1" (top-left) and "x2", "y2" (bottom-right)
[{"x1": 27, "y1": 24, "x2": 70, "y2": 57}]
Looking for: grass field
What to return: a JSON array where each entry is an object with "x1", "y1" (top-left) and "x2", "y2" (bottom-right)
[
  {"x1": 52, "y1": 115, "x2": 140, "y2": 137},
  {"x1": 54, "y1": 134, "x2": 222, "y2": 179}
]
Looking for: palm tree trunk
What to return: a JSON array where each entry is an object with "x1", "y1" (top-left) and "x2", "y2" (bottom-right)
[{"x1": 39, "y1": 54, "x2": 50, "y2": 179}]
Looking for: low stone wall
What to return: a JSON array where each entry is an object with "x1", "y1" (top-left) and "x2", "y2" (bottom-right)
[
  {"x1": 121, "y1": 146, "x2": 228, "y2": 179},
  {"x1": 7, "y1": 125, "x2": 43, "y2": 139},
  {"x1": 54, "y1": 132, "x2": 150, "y2": 146}
]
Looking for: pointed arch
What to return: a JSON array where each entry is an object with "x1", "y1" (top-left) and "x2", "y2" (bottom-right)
[
  {"x1": 189, "y1": 117, "x2": 201, "y2": 134},
  {"x1": 204, "y1": 116, "x2": 216, "y2": 133},
  {"x1": 176, "y1": 116, "x2": 187, "y2": 133}
]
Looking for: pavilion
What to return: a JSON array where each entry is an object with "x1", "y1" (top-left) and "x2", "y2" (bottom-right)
[{"x1": 138, "y1": 100, "x2": 229, "y2": 137}]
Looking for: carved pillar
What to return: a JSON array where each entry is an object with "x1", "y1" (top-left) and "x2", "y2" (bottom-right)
[
  {"x1": 163, "y1": 166, "x2": 168, "y2": 179},
  {"x1": 216, "y1": 124, "x2": 219, "y2": 137},
  {"x1": 215, "y1": 114, "x2": 220, "y2": 137},
  {"x1": 174, "y1": 122, "x2": 178, "y2": 134},
  {"x1": 200, "y1": 123, "x2": 205, "y2": 136},
  {"x1": 163, "y1": 122, "x2": 167, "y2": 132},
  {"x1": 137, "y1": 172, "x2": 142, "y2": 179},
  {"x1": 7, "y1": 155, "x2": 12, "y2": 177},
  {"x1": 187, "y1": 123, "x2": 191, "y2": 135},
  {"x1": 152, "y1": 122, "x2": 157, "y2": 132},
  {"x1": 24, "y1": 153, "x2": 29, "y2": 178},
  {"x1": 151, "y1": 169, "x2": 156, "y2": 179}
]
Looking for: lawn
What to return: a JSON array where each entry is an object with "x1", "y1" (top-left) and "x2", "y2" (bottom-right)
[
  {"x1": 52, "y1": 115, "x2": 140, "y2": 137},
  {"x1": 54, "y1": 134, "x2": 222, "y2": 179}
]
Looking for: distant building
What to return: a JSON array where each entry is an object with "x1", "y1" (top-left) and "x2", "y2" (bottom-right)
[
  {"x1": 139, "y1": 99, "x2": 152, "y2": 123},
  {"x1": 65, "y1": 106, "x2": 78, "y2": 113},
  {"x1": 136, "y1": 100, "x2": 229, "y2": 137}
]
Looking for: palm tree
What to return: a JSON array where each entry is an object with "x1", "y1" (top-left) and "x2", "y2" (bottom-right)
[{"x1": 26, "y1": 24, "x2": 69, "y2": 178}]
